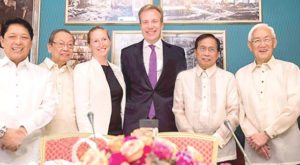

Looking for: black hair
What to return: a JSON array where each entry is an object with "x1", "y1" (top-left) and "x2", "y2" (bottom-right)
[
  {"x1": 0, "y1": 17, "x2": 34, "y2": 40},
  {"x1": 194, "y1": 33, "x2": 220, "y2": 52}
]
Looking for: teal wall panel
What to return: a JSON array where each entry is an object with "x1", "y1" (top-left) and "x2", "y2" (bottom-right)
[{"x1": 38, "y1": 0, "x2": 300, "y2": 73}]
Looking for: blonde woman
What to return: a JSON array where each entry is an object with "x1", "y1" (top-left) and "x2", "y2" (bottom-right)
[{"x1": 74, "y1": 26, "x2": 125, "y2": 135}]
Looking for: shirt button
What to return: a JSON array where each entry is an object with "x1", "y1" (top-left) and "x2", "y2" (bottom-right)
[{"x1": 260, "y1": 91, "x2": 263, "y2": 94}]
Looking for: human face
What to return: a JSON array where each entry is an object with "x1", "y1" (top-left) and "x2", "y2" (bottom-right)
[
  {"x1": 248, "y1": 27, "x2": 277, "y2": 65},
  {"x1": 195, "y1": 37, "x2": 219, "y2": 69},
  {"x1": 89, "y1": 29, "x2": 111, "y2": 58},
  {"x1": 0, "y1": 24, "x2": 32, "y2": 65},
  {"x1": 48, "y1": 31, "x2": 74, "y2": 67},
  {"x1": 140, "y1": 9, "x2": 163, "y2": 44}
]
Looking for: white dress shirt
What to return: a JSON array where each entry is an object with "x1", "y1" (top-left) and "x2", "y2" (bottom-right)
[
  {"x1": 173, "y1": 64, "x2": 239, "y2": 162},
  {"x1": 40, "y1": 58, "x2": 78, "y2": 135},
  {"x1": 236, "y1": 56, "x2": 300, "y2": 164},
  {"x1": 143, "y1": 40, "x2": 163, "y2": 79},
  {"x1": 0, "y1": 56, "x2": 56, "y2": 164}
]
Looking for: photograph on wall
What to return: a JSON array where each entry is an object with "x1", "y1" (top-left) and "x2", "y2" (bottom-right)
[
  {"x1": 65, "y1": 0, "x2": 153, "y2": 24},
  {"x1": 70, "y1": 31, "x2": 92, "y2": 66},
  {"x1": 163, "y1": 30, "x2": 226, "y2": 69},
  {"x1": 161, "y1": 0, "x2": 261, "y2": 24},
  {"x1": 112, "y1": 31, "x2": 144, "y2": 66},
  {"x1": 0, "y1": 0, "x2": 40, "y2": 63},
  {"x1": 112, "y1": 30, "x2": 226, "y2": 70}
]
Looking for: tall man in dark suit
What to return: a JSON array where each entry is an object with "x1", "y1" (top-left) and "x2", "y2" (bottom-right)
[{"x1": 121, "y1": 4, "x2": 186, "y2": 135}]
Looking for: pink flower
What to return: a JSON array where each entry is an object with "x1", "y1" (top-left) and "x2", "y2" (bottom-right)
[
  {"x1": 108, "y1": 152, "x2": 127, "y2": 165},
  {"x1": 131, "y1": 145, "x2": 152, "y2": 165},
  {"x1": 124, "y1": 136, "x2": 138, "y2": 142},
  {"x1": 176, "y1": 151, "x2": 195, "y2": 165},
  {"x1": 152, "y1": 142, "x2": 174, "y2": 160}
]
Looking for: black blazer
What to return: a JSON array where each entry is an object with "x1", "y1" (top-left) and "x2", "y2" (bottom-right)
[{"x1": 121, "y1": 40, "x2": 186, "y2": 135}]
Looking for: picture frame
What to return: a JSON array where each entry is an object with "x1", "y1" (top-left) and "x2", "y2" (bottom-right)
[
  {"x1": 111, "y1": 31, "x2": 143, "y2": 66},
  {"x1": 65, "y1": 0, "x2": 153, "y2": 24},
  {"x1": 160, "y1": 0, "x2": 261, "y2": 24},
  {"x1": 0, "y1": 0, "x2": 41, "y2": 63},
  {"x1": 70, "y1": 31, "x2": 92, "y2": 65},
  {"x1": 112, "y1": 30, "x2": 226, "y2": 70}
]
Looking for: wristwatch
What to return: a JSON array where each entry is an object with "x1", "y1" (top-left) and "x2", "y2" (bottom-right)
[{"x1": 0, "y1": 126, "x2": 7, "y2": 138}]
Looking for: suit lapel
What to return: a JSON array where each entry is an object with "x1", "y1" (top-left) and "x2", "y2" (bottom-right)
[
  {"x1": 156, "y1": 40, "x2": 170, "y2": 87},
  {"x1": 135, "y1": 40, "x2": 153, "y2": 88}
]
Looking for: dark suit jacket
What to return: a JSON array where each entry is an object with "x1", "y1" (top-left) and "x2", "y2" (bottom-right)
[{"x1": 121, "y1": 40, "x2": 186, "y2": 135}]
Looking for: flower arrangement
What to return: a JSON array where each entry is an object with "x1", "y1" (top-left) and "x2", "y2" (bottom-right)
[{"x1": 74, "y1": 129, "x2": 203, "y2": 165}]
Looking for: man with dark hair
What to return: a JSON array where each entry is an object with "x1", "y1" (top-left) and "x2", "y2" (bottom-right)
[
  {"x1": 0, "y1": 18, "x2": 56, "y2": 164},
  {"x1": 121, "y1": 4, "x2": 186, "y2": 135},
  {"x1": 173, "y1": 33, "x2": 239, "y2": 164}
]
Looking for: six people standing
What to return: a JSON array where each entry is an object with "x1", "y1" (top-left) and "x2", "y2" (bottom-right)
[{"x1": 0, "y1": 5, "x2": 299, "y2": 165}]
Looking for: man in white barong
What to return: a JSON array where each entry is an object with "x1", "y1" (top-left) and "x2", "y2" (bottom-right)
[
  {"x1": 173, "y1": 33, "x2": 239, "y2": 164},
  {"x1": 236, "y1": 23, "x2": 300, "y2": 164},
  {"x1": 0, "y1": 18, "x2": 56, "y2": 164}
]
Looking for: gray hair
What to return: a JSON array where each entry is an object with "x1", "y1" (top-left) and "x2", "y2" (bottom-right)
[{"x1": 248, "y1": 23, "x2": 276, "y2": 41}]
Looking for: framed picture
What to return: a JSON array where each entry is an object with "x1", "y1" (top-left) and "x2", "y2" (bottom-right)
[
  {"x1": 161, "y1": 0, "x2": 261, "y2": 24},
  {"x1": 112, "y1": 30, "x2": 226, "y2": 70},
  {"x1": 112, "y1": 31, "x2": 143, "y2": 66},
  {"x1": 0, "y1": 0, "x2": 41, "y2": 63},
  {"x1": 65, "y1": 0, "x2": 153, "y2": 24},
  {"x1": 70, "y1": 31, "x2": 92, "y2": 65}
]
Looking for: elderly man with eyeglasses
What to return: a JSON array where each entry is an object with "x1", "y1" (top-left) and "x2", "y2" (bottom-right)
[
  {"x1": 172, "y1": 33, "x2": 239, "y2": 164},
  {"x1": 39, "y1": 29, "x2": 78, "y2": 136},
  {"x1": 236, "y1": 23, "x2": 300, "y2": 164}
]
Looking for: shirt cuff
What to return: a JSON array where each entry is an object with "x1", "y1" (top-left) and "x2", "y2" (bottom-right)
[
  {"x1": 213, "y1": 133, "x2": 225, "y2": 149},
  {"x1": 264, "y1": 129, "x2": 274, "y2": 139}
]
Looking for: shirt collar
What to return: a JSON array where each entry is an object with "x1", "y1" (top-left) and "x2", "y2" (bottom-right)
[
  {"x1": 0, "y1": 55, "x2": 30, "y2": 69},
  {"x1": 143, "y1": 40, "x2": 163, "y2": 50},
  {"x1": 196, "y1": 64, "x2": 217, "y2": 78},
  {"x1": 251, "y1": 56, "x2": 276, "y2": 72},
  {"x1": 43, "y1": 57, "x2": 73, "y2": 71}
]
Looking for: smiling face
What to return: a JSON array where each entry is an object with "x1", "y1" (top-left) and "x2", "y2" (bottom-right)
[
  {"x1": 140, "y1": 8, "x2": 163, "y2": 44},
  {"x1": 195, "y1": 37, "x2": 219, "y2": 69},
  {"x1": 48, "y1": 31, "x2": 74, "y2": 67},
  {"x1": 0, "y1": 24, "x2": 32, "y2": 65},
  {"x1": 248, "y1": 26, "x2": 277, "y2": 64},
  {"x1": 88, "y1": 29, "x2": 111, "y2": 58}
]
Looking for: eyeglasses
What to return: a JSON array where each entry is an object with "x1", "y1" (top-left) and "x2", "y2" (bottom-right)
[
  {"x1": 197, "y1": 46, "x2": 217, "y2": 53},
  {"x1": 52, "y1": 41, "x2": 74, "y2": 49},
  {"x1": 251, "y1": 37, "x2": 274, "y2": 46}
]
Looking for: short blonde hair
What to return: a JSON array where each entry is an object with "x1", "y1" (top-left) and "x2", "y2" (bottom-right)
[
  {"x1": 138, "y1": 4, "x2": 163, "y2": 23},
  {"x1": 248, "y1": 23, "x2": 276, "y2": 41}
]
